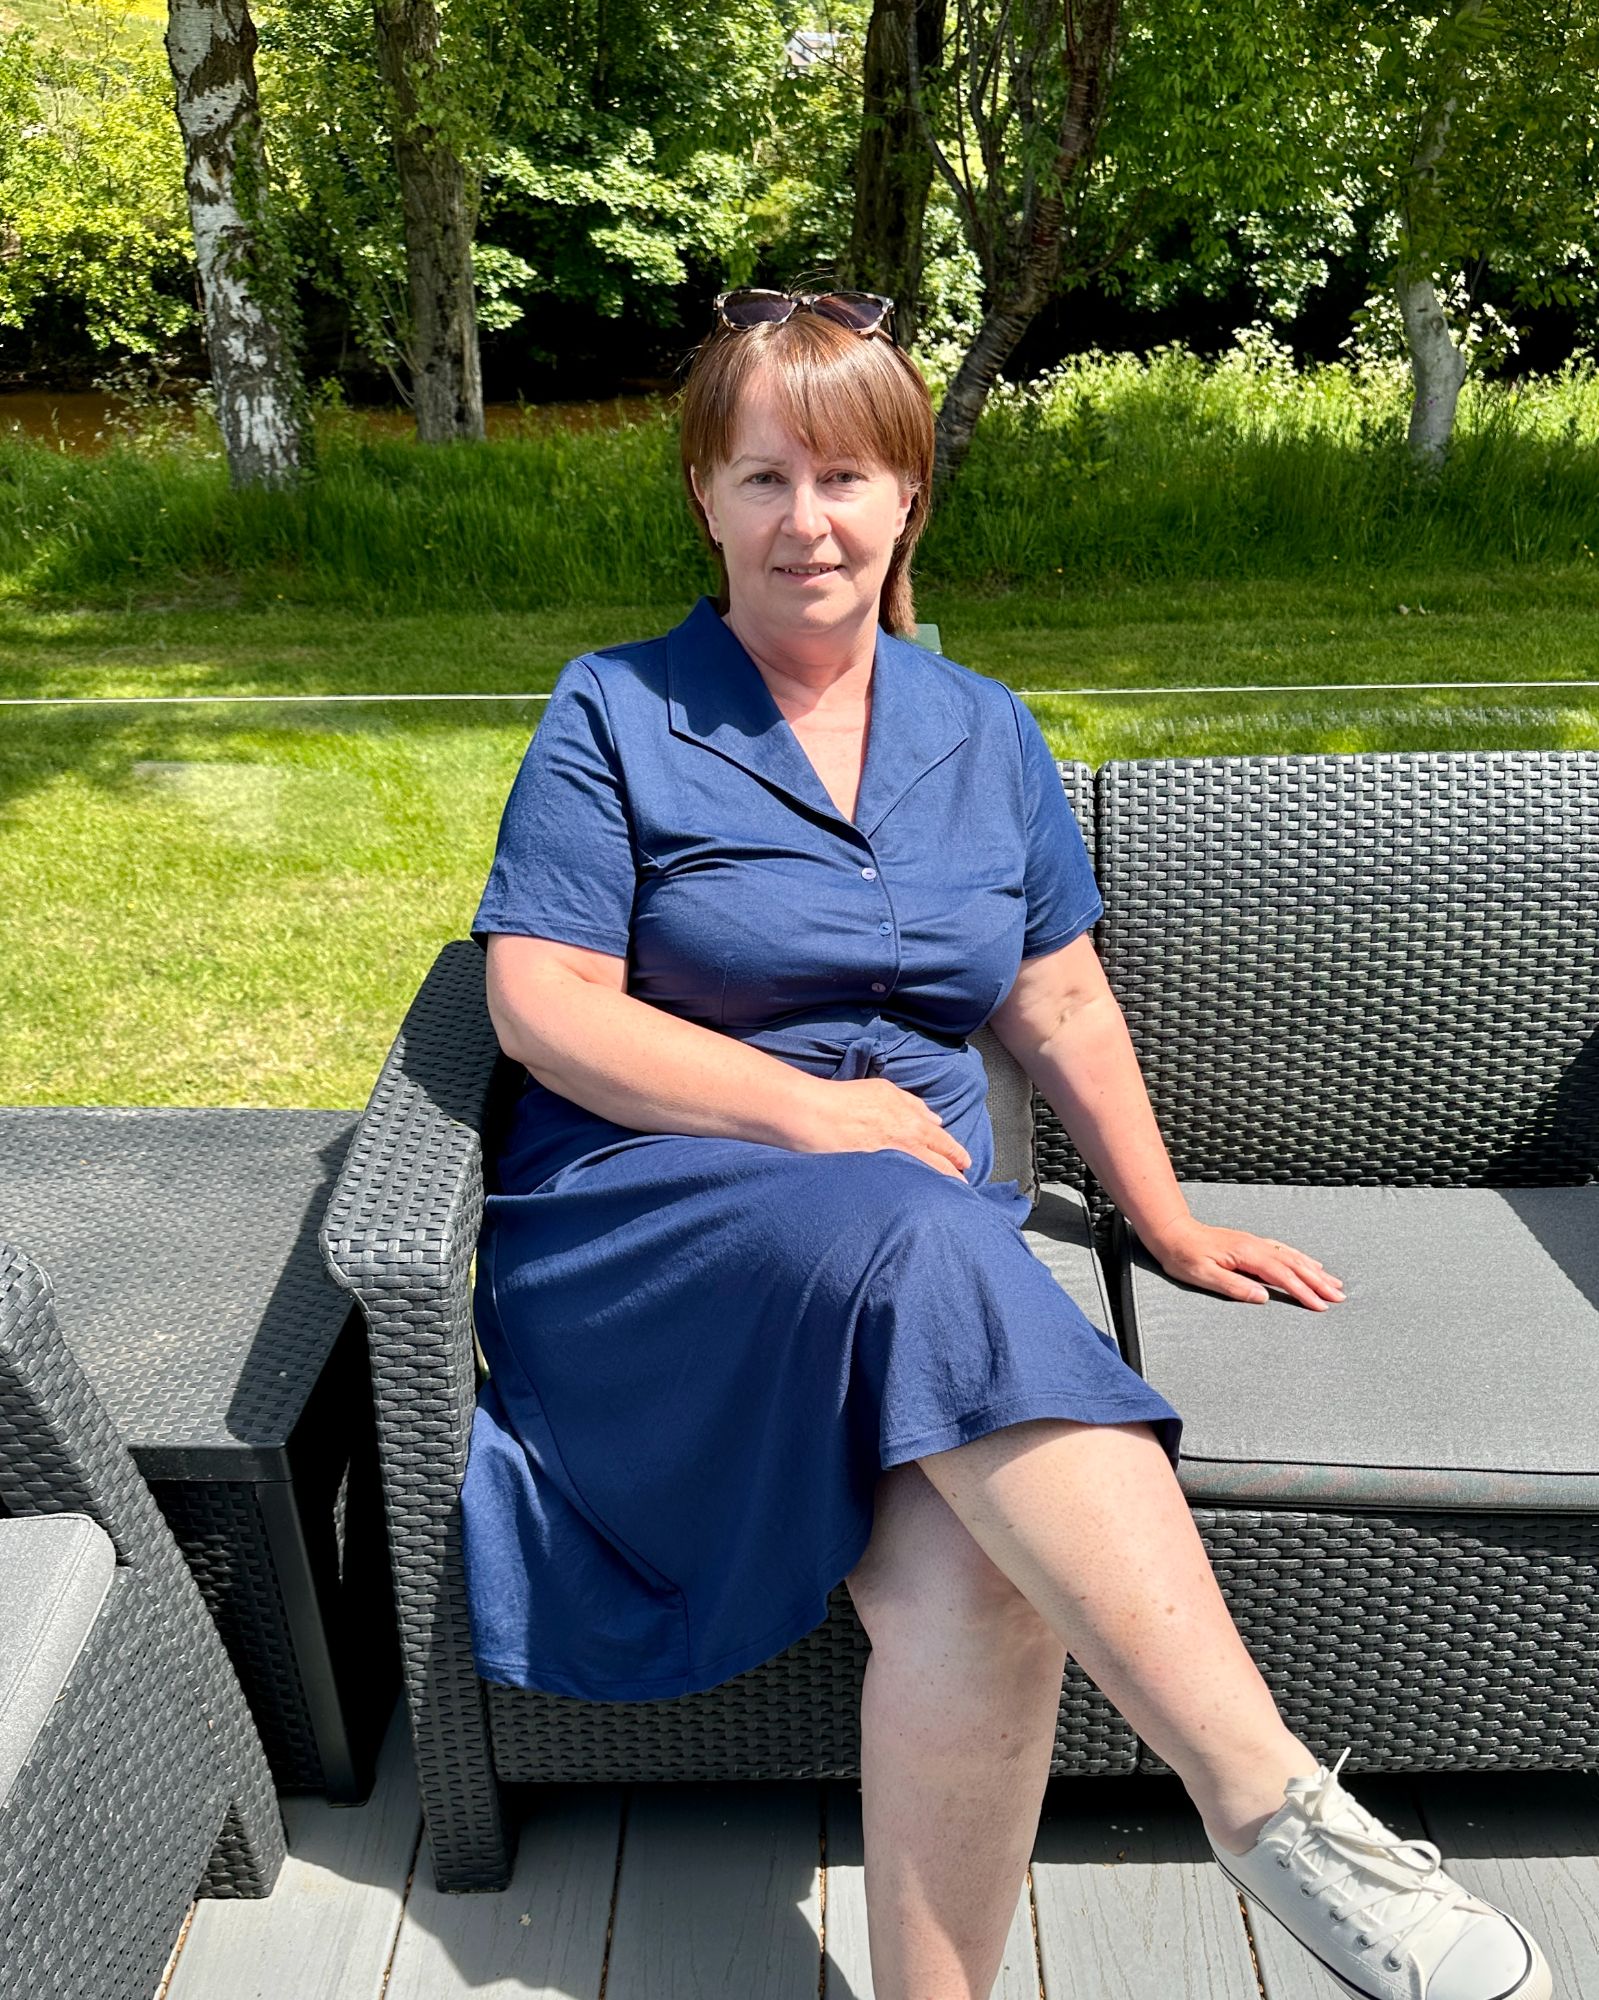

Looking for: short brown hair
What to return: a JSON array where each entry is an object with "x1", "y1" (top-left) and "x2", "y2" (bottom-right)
[{"x1": 676, "y1": 313, "x2": 937, "y2": 638}]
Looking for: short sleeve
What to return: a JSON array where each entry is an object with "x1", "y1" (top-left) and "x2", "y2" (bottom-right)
[
  {"x1": 1008, "y1": 687, "x2": 1103, "y2": 958},
  {"x1": 471, "y1": 658, "x2": 637, "y2": 959}
]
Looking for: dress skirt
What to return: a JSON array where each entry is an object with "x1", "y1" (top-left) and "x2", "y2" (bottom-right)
[{"x1": 461, "y1": 1026, "x2": 1185, "y2": 1704}]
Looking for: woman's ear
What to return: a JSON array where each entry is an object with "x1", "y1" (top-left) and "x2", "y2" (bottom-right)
[
  {"x1": 895, "y1": 481, "x2": 919, "y2": 539},
  {"x1": 689, "y1": 463, "x2": 719, "y2": 545}
]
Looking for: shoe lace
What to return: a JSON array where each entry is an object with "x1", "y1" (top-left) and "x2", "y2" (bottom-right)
[{"x1": 1277, "y1": 1748, "x2": 1493, "y2": 1988}]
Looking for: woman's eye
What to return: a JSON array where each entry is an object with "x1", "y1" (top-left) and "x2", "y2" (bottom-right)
[{"x1": 743, "y1": 469, "x2": 864, "y2": 484}]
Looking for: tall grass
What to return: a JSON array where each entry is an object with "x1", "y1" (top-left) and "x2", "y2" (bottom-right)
[
  {"x1": 925, "y1": 345, "x2": 1599, "y2": 586},
  {"x1": 1, "y1": 344, "x2": 1596, "y2": 611}
]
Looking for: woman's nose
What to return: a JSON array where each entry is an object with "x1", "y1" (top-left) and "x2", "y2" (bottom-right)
[{"x1": 785, "y1": 480, "x2": 827, "y2": 538}]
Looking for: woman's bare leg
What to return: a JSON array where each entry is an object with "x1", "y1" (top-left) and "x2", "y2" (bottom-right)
[
  {"x1": 915, "y1": 1416, "x2": 1322, "y2": 1854},
  {"x1": 845, "y1": 1461, "x2": 1071, "y2": 2000}
]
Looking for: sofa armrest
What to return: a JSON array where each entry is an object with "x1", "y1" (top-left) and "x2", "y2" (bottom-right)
[
  {"x1": 317, "y1": 936, "x2": 520, "y2": 1890},
  {"x1": 0, "y1": 1241, "x2": 201, "y2": 1573},
  {"x1": 0, "y1": 1241, "x2": 286, "y2": 1894},
  {"x1": 319, "y1": 938, "x2": 513, "y2": 1301}
]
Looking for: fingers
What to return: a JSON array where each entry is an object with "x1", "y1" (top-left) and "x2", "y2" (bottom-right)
[
  {"x1": 1263, "y1": 1242, "x2": 1347, "y2": 1311},
  {"x1": 917, "y1": 1101, "x2": 971, "y2": 1174},
  {"x1": 1225, "y1": 1248, "x2": 1347, "y2": 1312},
  {"x1": 917, "y1": 1139, "x2": 971, "y2": 1177},
  {"x1": 1212, "y1": 1269, "x2": 1273, "y2": 1306}
]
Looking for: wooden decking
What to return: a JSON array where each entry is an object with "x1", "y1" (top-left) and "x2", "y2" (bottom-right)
[{"x1": 159, "y1": 1698, "x2": 1599, "y2": 1999}]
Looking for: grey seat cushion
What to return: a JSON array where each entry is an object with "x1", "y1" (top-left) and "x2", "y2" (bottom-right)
[
  {"x1": 0, "y1": 1514, "x2": 116, "y2": 1807},
  {"x1": 1022, "y1": 1184, "x2": 1116, "y2": 1338},
  {"x1": 971, "y1": 1023, "x2": 1038, "y2": 1205},
  {"x1": 1121, "y1": 1184, "x2": 1599, "y2": 1510}
]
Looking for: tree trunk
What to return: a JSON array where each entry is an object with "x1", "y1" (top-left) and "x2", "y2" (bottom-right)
[
  {"x1": 164, "y1": 0, "x2": 306, "y2": 489},
  {"x1": 1393, "y1": 0, "x2": 1484, "y2": 473},
  {"x1": 931, "y1": 265, "x2": 1055, "y2": 503},
  {"x1": 844, "y1": 0, "x2": 945, "y2": 349},
  {"x1": 372, "y1": 0, "x2": 485, "y2": 443},
  {"x1": 1396, "y1": 266, "x2": 1467, "y2": 473},
  {"x1": 930, "y1": 0, "x2": 1121, "y2": 501}
]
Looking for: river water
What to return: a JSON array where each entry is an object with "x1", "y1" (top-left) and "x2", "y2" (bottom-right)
[{"x1": 0, "y1": 386, "x2": 669, "y2": 453}]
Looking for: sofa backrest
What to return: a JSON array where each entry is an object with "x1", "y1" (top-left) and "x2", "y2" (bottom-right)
[{"x1": 1091, "y1": 749, "x2": 1599, "y2": 1187}]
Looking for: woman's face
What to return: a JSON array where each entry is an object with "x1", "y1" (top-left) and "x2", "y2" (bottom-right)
[{"x1": 689, "y1": 366, "x2": 916, "y2": 643}]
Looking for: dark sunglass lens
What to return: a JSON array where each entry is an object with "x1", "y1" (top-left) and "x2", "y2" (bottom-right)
[
  {"x1": 811, "y1": 292, "x2": 890, "y2": 332},
  {"x1": 720, "y1": 290, "x2": 797, "y2": 327}
]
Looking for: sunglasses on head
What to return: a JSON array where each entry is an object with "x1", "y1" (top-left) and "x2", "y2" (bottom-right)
[{"x1": 712, "y1": 288, "x2": 896, "y2": 339}]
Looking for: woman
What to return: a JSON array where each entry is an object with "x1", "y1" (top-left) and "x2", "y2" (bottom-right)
[{"x1": 463, "y1": 289, "x2": 1550, "y2": 2000}]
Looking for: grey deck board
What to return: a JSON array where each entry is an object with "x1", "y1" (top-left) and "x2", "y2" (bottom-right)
[
  {"x1": 821, "y1": 1779, "x2": 1039, "y2": 1998},
  {"x1": 1030, "y1": 1776, "x2": 1260, "y2": 2000},
  {"x1": 164, "y1": 1699, "x2": 421, "y2": 2000},
  {"x1": 151, "y1": 1712, "x2": 1599, "y2": 2000},
  {"x1": 386, "y1": 1785, "x2": 621, "y2": 2000},
  {"x1": 1418, "y1": 1771, "x2": 1599, "y2": 1995},
  {"x1": 602, "y1": 1781, "x2": 823, "y2": 1999}
]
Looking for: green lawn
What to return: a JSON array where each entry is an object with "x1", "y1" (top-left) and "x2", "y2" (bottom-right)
[{"x1": 3, "y1": 567, "x2": 1596, "y2": 1107}]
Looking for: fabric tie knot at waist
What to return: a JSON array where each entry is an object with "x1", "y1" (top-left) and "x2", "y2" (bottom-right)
[{"x1": 831, "y1": 1035, "x2": 887, "y2": 1081}]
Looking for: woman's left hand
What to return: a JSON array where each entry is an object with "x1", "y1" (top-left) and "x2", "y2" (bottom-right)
[{"x1": 1145, "y1": 1217, "x2": 1346, "y2": 1311}]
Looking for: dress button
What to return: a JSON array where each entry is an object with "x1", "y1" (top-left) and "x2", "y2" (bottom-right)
[
  {"x1": 877, "y1": 920, "x2": 892, "y2": 934},
  {"x1": 871, "y1": 982, "x2": 887, "y2": 994},
  {"x1": 861, "y1": 866, "x2": 877, "y2": 879}
]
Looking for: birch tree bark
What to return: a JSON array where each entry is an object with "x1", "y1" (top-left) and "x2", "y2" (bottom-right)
[
  {"x1": 372, "y1": 0, "x2": 485, "y2": 443},
  {"x1": 1393, "y1": 0, "x2": 1485, "y2": 472},
  {"x1": 1397, "y1": 267, "x2": 1467, "y2": 470},
  {"x1": 843, "y1": 0, "x2": 946, "y2": 349},
  {"x1": 164, "y1": 0, "x2": 306, "y2": 489}
]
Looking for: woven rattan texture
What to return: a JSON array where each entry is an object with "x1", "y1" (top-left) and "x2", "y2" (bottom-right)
[
  {"x1": 320, "y1": 940, "x2": 520, "y2": 1888},
  {"x1": 152, "y1": 1477, "x2": 320, "y2": 1789},
  {"x1": 487, "y1": 1581, "x2": 1139, "y2": 1781},
  {"x1": 0, "y1": 1569, "x2": 227, "y2": 2000},
  {"x1": 1095, "y1": 752, "x2": 1599, "y2": 1187},
  {"x1": 1136, "y1": 1510, "x2": 1599, "y2": 1776},
  {"x1": 0, "y1": 1242, "x2": 286, "y2": 1904},
  {"x1": 0, "y1": 1108, "x2": 361, "y2": 1474}
]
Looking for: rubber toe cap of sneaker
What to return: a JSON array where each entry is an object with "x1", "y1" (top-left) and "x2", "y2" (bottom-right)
[{"x1": 1428, "y1": 1914, "x2": 1547, "y2": 2000}]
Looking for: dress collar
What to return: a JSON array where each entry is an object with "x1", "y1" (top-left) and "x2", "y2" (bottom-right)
[{"x1": 665, "y1": 594, "x2": 968, "y2": 838}]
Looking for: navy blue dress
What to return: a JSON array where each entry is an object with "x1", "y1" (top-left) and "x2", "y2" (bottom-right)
[{"x1": 462, "y1": 595, "x2": 1184, "y2": 1702}]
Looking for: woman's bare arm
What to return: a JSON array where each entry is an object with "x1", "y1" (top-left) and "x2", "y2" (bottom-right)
[
  {"x1": 988, "y1": 935, "x2": 1344, "y2": 1310},
  {"x1": 986, "y1": 935, "x2": 1192, "y2": 1248},
  {"x1": 483, "y1": 933, "x2": 972, "y2": 1176}
]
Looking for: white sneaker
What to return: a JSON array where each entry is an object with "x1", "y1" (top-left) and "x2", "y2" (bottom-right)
[{"x1": 1205, "y1": 1748, "x2": 1553, "y2": 2000}]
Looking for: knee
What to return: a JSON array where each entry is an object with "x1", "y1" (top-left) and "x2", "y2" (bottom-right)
[
  {"x1": 846, "y1": 1514, "x2": 1062, "y2": 1678},
  {"x1": 829, "y1": 1146, "x2": 976, "y2": 1230}
]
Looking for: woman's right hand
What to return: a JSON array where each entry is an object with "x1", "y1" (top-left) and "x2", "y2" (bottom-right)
[{"x1": 788, "y1": 1077, "x2": 973, "y2": 1180}]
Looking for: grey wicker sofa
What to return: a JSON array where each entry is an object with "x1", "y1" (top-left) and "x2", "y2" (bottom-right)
[
  {"x1": 0, "y1": 1244, "x2": 286, "y2": 2000},
  {"x1": 320, "y1": 748, "x2": 1599, "y2": 1895}
]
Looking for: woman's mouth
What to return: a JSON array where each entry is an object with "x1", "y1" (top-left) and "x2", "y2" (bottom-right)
[{"x1": 775, "y1": 563, "x2": 842, "y2": 579}]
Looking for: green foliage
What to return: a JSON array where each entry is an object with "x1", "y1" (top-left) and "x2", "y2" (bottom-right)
[
  {"x1": 1285, "y1": 0, "x2": 1599, "y2": 373},
  {"x1": 476, "y1": 0, "x2": 799, "y2": 323},
  {"x1": 712, "y1": 0, "x2": 869, "y2": 294},
  {"x1": 1094, "y1": 0, "x2": 1599, "y2": 372},
  {"x1": 0, "y1": 2, "x2": 195, "y2": 363},
  {"x1": 258, "y1": 0, "x2": 827, "y2": 365},
  {"x1": 257, "y1": 0, "x2": 555, "y2": 385},
  {"x1": 1076, "y1": 0, "x2": 1355, "y2": 320}
]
